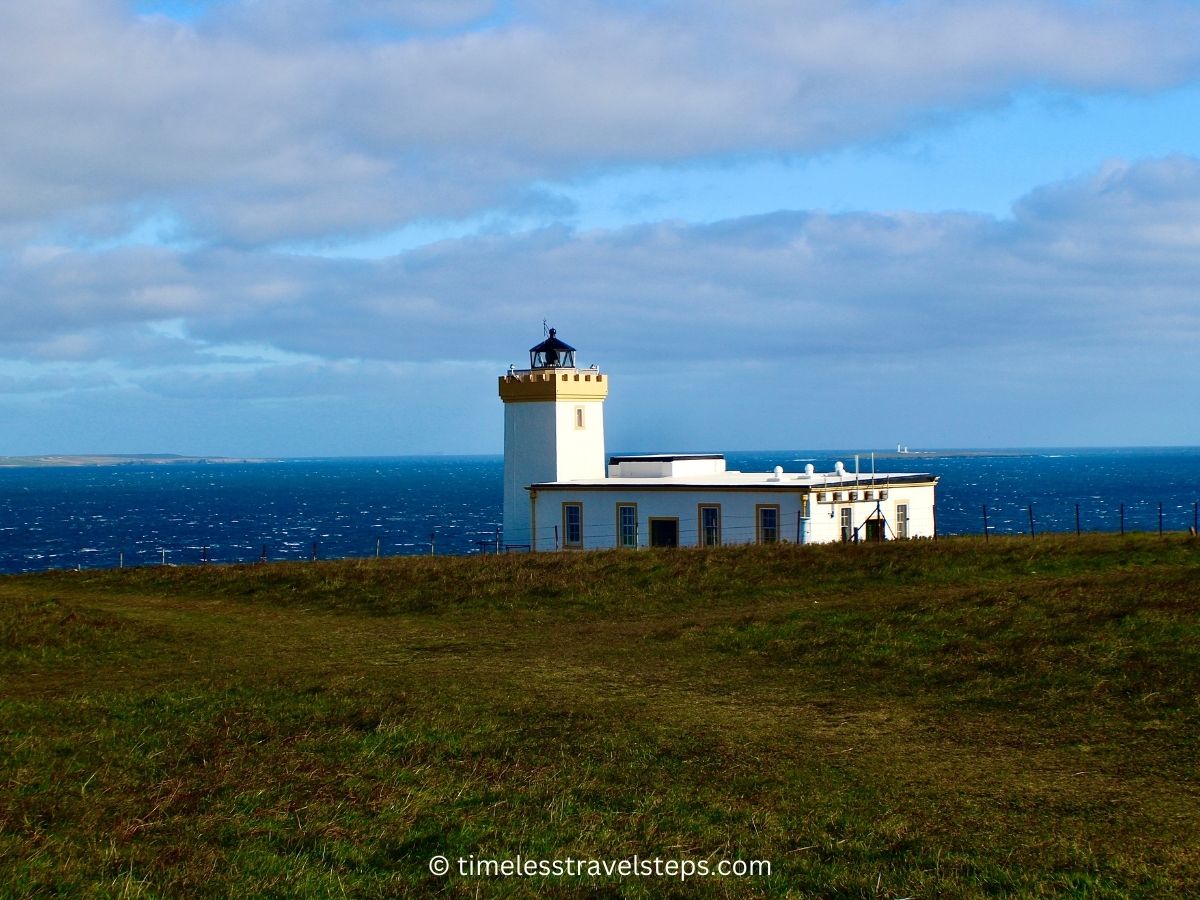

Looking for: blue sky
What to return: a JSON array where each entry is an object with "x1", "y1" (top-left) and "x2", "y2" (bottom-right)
[{"x1": 2, "y1": 1, "x2": 1200, "y2": 455}]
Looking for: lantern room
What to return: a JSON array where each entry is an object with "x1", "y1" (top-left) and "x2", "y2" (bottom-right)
[{"x1": 529, "y1": 329, "x2": 576, "y2": 369}]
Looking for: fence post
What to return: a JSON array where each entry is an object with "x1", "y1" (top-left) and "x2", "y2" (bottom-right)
[
  {"x1": 933, "y1": 504, "x2": 938, "y2": 541},
  {"x1": 375, "y1": 537, "x2": 381, "y2": 559},
  {"x1": 1075, "y1": 504, "x2": 1081, "y2": 537},
  {"x1": 554, "y1": 525, "x2": 559, "y2": 551},
  {"x1": 119, "y1": 551, "x2": 124, "y2": 569},
  {"x1": 260, "y1": 544, "x2": 268, "y2": 563},
  {"x1": 161, "y1": 548, "x2": 167, "y2": 566},
  {"x1": 429, "y1": 532, "x2": 436, "y2": 556},
  {"x1": 1028, "y1": 504, "x2": 1036, "y2": 539},
  {"x1": 311, "y1": 541, "x2": 318, "y2": 561},
  {"x1": 1120, "y1": 503, "x2": 1125, "y2": 536},
  {"x1": 495, "y1": 525, "x2": 502, "y2": 554},
  {"x1": 982, "y1": 505, "x2": 989, "y2": 541}
]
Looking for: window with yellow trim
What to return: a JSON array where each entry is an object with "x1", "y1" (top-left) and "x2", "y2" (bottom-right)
[
  {"x1": 757, "y1": 505, "x2": 780, "y2": 544},
  {"x1": 699, "y1": 504, "x2": 721, "y2": 547},
  {"x1": 562, "y1": 502, "x2": 583, "y2": 548},
  {"x1": 617, "y1": 504, "x2": 637, "y2": 548}
]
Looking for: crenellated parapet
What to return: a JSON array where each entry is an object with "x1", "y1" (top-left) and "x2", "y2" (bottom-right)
[{"x1": 498, "y1": 368, "x2": 608, "y2": 403}]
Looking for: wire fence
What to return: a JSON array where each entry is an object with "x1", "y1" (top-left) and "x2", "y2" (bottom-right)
[
  {"x1": 533, "y1": 512, "x2": 788, "y2": 549},
  {"x1": 971, "y1": 499, "x2": 1200, "y2": 540},
  {"x1": 4, "y1": 527, "x2": 507, "y2": 573},
  {"x1": 529, "y1": 499, "x2": 1200, "y2": 550},
  {"x1": 5, "y1": 498, "x2": 1199, "y2": 574}
]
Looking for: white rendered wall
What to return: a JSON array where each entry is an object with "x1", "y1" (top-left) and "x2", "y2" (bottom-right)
[
  {"x1": 531, "y1": 483, "x2": 937, "y2": 550},
  {"x1": 608, "y1": 458, "x2": 727, "y2": 478},
  {"x1": 503, "y1": 398, "x2": 607, "y2": 545},
  {"x1": 798, "y1": 485, "x2": 936, "y2": 544},
  {"x1": 533, "y1": 489, "x2": 804, "y2": 550}
]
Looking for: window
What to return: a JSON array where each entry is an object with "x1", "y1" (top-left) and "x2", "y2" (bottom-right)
[
  {"x1": 757, "y1": 505, "x2": 780, "y2": 544},
  {"x1": 617, "y1": 503, "x2": 637, "y2": 548},
  {"x1": 840, "y1": 507, "x2": 853, "y2": 542},
  {"x1": 698, "y1": 504, "x2": 721, "y2": 546},
  {"x1": 895, "y1": 503, "x2": 909, "y2": 539},
  {"x1": 562, "y1": 503, "x2": 583, "y2": 548},
  {"x1": 574, "y1": 406, "x2": 585, "y2": 429}
]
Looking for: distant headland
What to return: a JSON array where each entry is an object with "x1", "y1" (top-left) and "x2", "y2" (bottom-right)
[
  {"x1": 872, "y1": 449, "x2": 1033, "y2": 459},
  {"x1": 0, "y1": 454, "x2": 274, "y2": 468}
]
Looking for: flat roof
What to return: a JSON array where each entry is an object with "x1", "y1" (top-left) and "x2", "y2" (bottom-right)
[
  {"x1": 608, "y1": 453, "x2": 724, "y2": 464},
  {"x1": 532, "y1": 472, "x2": 937, "y2": 491}
]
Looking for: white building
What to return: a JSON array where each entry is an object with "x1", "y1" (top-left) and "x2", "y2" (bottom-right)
[{"x1": 500, "y1": 330, "x2": 938, "y2": 550}]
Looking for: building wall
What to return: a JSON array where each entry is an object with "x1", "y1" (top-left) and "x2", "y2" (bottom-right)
[
  {"x1": 529, "y1": 483, "x2": 937, "y2": 550},
  {"x1": 806, "y1": 485, "x2": 935, "y2": 543},
  {"x1": 502, "y1": 398, "x2": 607, "y2": 543}
]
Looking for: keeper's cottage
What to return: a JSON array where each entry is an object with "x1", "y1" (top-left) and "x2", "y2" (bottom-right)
[{"x1": 499, "y1": 329, "x2": 938, "y2": 550}]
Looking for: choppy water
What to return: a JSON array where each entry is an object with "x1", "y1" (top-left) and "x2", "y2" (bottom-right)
[{"x1": 0, "y1": 448, "x2": 1197, "y2": 573}]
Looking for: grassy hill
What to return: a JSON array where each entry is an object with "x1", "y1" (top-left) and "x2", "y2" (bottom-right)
[{"x1": 2, "y1": 535, "x2": 1198, "y2": 897}]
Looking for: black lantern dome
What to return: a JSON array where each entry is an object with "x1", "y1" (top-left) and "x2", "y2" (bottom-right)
[{"x1": 529, "y1": 328, "x2": 576, "y2": 369}]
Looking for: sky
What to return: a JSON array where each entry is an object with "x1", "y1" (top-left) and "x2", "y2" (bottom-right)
[{"x1": 2, "y1": 0, "x2": 1200, "y2": 456}]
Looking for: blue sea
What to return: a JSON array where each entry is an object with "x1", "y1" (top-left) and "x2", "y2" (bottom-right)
[{"x1": 1, "y1": 448, "x2": 1198, "y2": 574}]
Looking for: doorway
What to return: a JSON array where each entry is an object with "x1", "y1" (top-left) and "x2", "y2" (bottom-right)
[
  {"x1": 864, "y1": 517, "x2": 885, "y2": 542},
  {"x1": 649, "y1": 518, "x2": 679, "y2": 548}
]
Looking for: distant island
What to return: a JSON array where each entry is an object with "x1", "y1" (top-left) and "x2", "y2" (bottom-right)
[
  {"x1": 0, "y1": 454, "x2": 274, "y2": 468},
  {"x1": 872, "y1": 449, "x2": 1033, "y2": 459}
]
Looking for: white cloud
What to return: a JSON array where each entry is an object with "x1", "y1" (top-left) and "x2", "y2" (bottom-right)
[
  {"x1": 0, "y1": 369, "x2": 119, "y2": 395},
  {"x1": 3, "y1": 1, "x2": 1200, "y2": 243},
  {"x1": 4, "y1": 3, "x2": 1200, "y2": 451},
  {"x1": 202, "y1": 0, "x2": 501, "y2": 41},
  {"x1": 4, "y1": 156, "x2": 1199, "y2": 375}
]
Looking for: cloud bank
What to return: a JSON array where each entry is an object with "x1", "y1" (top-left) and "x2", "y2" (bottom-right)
[
  {"x1": 6, "y1": 157, "x2": 1199, "y2": 362},
  {"x1": 4, "y1": 1, "x2": 1200, "y2": 243},
  {"x1": 3, "y1": 157, "x2": 1198, "y2": 451},
  {"x1": 3, "y1": 1, "x2": 1200, "y2": 452}
]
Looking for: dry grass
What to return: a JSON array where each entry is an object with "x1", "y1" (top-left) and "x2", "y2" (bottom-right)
[{"x1": 1, "y1": 533, "x2": 1198, "y2": 896}]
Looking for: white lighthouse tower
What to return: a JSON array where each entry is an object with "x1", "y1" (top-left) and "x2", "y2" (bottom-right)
[{"x1": 498, "y1": 329, "x2": 608, "y2": 547}]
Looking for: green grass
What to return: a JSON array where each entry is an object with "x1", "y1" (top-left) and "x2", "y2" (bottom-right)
[{"x1": 2, "y1": 534, "x2": 1198, "y2": 897}]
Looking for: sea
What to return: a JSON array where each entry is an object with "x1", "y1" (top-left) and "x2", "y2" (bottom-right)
[{"x1": 1, "y1": 448, "x2": 1198, "y2": 574}]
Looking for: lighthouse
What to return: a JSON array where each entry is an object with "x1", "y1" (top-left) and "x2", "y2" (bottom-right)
[
  {"x1": 498, "y1": 329, "x2": 608, "y2": 547},
  {"x1": 499, "y1": 330, "x2": 937, "y2": 550}
]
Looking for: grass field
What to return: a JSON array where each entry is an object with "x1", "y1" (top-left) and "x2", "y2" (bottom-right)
[{"x1": 2, "y1": 534, "x2": 1198, "y2": 897}]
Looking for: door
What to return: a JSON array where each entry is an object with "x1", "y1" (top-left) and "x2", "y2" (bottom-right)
[
  {"x1": 649, "y1": 518, "x2": 679, "y2": 548},
  {"x1": 864, "y1": 518, "x2": 884, "y2": 542}
]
